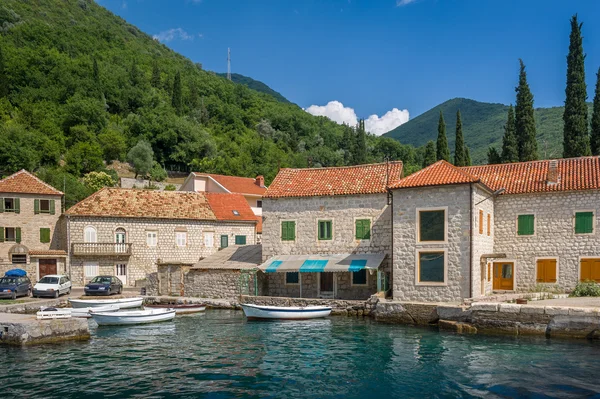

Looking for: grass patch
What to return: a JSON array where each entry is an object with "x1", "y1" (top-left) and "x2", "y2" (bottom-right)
[{"x1": 0, "y1": 299, "x2": 29, "y2": 305}]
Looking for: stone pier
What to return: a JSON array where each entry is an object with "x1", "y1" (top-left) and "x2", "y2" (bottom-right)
[{"x1": 0, "y1": 314, "x2": 90, "y2": 345}]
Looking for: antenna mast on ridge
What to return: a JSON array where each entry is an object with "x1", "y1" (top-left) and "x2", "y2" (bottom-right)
[{"x1": 227, "y1": 48, "x2": 231, "y2": 81}]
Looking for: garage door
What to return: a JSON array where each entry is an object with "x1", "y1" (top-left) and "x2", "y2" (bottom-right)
[
  {"x1": 39, "y1": 259, "x2": 57, "y2": 278},
  {"x1": 580, "y1": 258, "x2": 600, "y2": 282}
]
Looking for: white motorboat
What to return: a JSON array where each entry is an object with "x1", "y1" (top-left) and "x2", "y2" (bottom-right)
[
  {"x1": 68, "y1": 297, "x2": 144, "y2": 309},
  {"x1": 145, "y1": 303, "x2": 206, "y2": 314},
  {"x1": 39, "y1": 305, "x2": 120, "y2": 319},
  {"x1": 36, "y1": 308, "x2": 72, "y2": 320},
  {"x1": 240, "y1": 303, "x2": 332, "y2": 320},
  {"x1": 90, "y1": 308, "x2": 176, "y2": 326}
]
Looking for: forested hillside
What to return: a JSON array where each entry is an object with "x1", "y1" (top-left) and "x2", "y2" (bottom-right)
[
  {"x1": 0, "y1": 0, "x2": 421, "y2": 206},
  {"x1": 216, "y1": 73, "x2": 290, "y2": 104}
]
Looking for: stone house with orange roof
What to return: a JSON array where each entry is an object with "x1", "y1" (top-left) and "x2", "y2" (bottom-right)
[
  {"x1": 260, "y1": 162, "x2": 403, "y2": 300},
  {"x1": 0, "y1": 170, "x2": 67, "y2": 282},
  {"x1": 65, "y1": 188, "x2": 258, "y2": 286}
]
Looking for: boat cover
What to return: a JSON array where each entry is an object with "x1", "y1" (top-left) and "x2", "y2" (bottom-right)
[
  {"x1": 258, "y1": 253, "x2": 385, "y2": 273},
  {"x1": 5, "y1": 268, "x2": 26, "y2": 277}
]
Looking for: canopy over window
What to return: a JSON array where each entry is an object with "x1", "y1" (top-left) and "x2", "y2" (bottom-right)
[{"x1": 259, "y1": 253, "x2": 385, "y2": 273}]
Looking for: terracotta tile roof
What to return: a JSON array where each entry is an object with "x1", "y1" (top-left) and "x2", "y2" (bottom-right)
[
  {"x1": 29, "y1": 250, "x2": 67, "y2": 257},
  {"x1": 66, "y1": 188, "x2": 217, "y2": 220},
  {"x1": 256, "y1": 216, "x2": 263, "y2": 234},
  {"x1": 0, "y1": 170, "x2": 63, "y2": 196},
  {"x1": 264, "y1": 161, "x2": 404, "y2": 198},
  {"x1": 390, "y1": 160, "x2": 480, "y2": 189},
  {"x1": 193, "y1": 173, "x2": 267, "y2": 196},
  {"x1": 204, "y1": 193, "x2": 258, "y2": 223},
  {"x1": 462, "y1": 156, "x2": 600, "y2": 195}
]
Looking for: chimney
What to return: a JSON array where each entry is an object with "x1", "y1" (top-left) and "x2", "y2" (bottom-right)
[
  {"x1": 546, "y1": 160, "x2": 559, "y2": 185},
  {"x1": 255, "y1": 175, "x2": 265, "y2": 187}
]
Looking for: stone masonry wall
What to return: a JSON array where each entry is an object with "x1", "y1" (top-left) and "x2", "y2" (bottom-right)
[
  {"x1": 471, "y1": 185, "x2": 495, "y2": 297},
  {"x1": 68, "y1": 216, "x2": 256, "y2": 286},
  {"x1": 494, "y1": 190, "x2": 600, "y2": 292},
  {"x1": 392, "y1": 184, "x2": 472, "y2": 302},
  {"x1": 265, "y1": 271, "x2": 377, "y2": 300}
]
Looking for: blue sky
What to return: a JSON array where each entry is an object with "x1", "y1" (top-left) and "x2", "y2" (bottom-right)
[{"x1": 98, "y1": 0, "x2": 600, "y2": 134}]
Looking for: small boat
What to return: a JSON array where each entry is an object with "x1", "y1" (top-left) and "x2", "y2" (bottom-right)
[
  {"x1": 240, "y1": 303, "x2": 332, "y2": 320},
  {"x1": 91, "y1": 308, "x2": 176, "y2": 326},
  {"x1": 39, "y1": 305, "x2": 120, "y2": 319},
  {"x1": 145, "y1": 303, "x2": 206, "y2": 314},
  {"x1": 37, "y1": 307, "x2": 72, "y2": 320},
  {"x1": 69, "y1": 297, "x2": 144, "y2": 309}
]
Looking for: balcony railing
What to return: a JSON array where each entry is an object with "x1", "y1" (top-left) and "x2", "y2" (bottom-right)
[{"x1": 72, "y1": 243, "x2": 132, "y2": 256}]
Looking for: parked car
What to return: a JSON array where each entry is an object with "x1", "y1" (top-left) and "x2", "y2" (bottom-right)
[
  {"x1": 33, "y1": 275, "x2": 72, "y2": 298},
  {"x1": 84, "y1": 276, "x2": 123, "y2": 296},
  {"x1": 0, "y1": 275, "x2": 32, "y2": 299}
]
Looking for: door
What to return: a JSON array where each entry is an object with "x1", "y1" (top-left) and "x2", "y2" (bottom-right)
[
  {"x1": 116, "y1": 264, "x2": 127, "y2": 285},
  {"x1": 115, "y1": 229, "x2": 126, "y2": 253},
  {"x1": 220, "y1": 235, "x2": 229, "y2": 249},
  {"x1": 319, "y1": 272, "x2": 335, "y2": 298},
  {"x1": 493, "y1": 262, "x2": 514, "y2": 290},
  {"x1": 39, "y1": 259, "x2": 57, "y2": 279}
]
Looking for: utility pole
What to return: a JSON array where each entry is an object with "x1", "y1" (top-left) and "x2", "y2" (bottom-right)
[{"x1": 227, "y1": 48, "x2": 231, "y2": 81}]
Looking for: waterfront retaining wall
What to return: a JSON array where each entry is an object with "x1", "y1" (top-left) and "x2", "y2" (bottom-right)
[
  {"x1": 0, "y1": 313, "x2": 90, "y2": 345},
  {"x1": 240, "y1": 295, "x2": 376, "y2": 316}
]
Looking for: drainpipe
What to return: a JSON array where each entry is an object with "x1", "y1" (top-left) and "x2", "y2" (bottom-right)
[
  {"x1": 66, "y1": 214, "x2": 71, "y2": 280},
  {"x1": 469, "y1": 183, "x2": 473, "y2": 299},
  {"x1": 388, "y1": 188, "x2": 393, "y2": 297}
]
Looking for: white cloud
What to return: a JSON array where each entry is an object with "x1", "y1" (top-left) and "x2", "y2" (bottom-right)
[
  {"x1": 305, "y1": 101, "x2": 409, "y2": 136},
  {"x1": 153, "y1": 28, "x2": 194, "y2": 43},
  {"x1": 396, "y1": 0, "x2": 418, "y2": 6}
]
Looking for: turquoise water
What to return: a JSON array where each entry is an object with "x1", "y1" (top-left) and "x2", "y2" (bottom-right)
[{"x1": 2, "y1": 310, "x2": 600, "y2": 398}]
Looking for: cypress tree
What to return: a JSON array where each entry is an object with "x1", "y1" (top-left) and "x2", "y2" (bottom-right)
[
  {"x1": 515, "y1": 59, "x2": 538, "y2": 161},
  {"x1": 423, "y1": 140, "x2": 437, "y2": 168},
  {"x1": 454, "y1": 110, "x2": 466, "y2": 166},
  {"x1": 465, "y1": 146, "x2": 472, "y2": 166},
  {"x1": 592, "y1": 68, "x2": 600, "y2": 155},
  {"x1": 354, "y1": 119, "x2": 367, "y2": 164},
  {"x1": 436, "y1": 111, "x2": 450, "y2": 161},
  {"x1": 563, "y1": 14, "x2": 591, "y2": 157},
  {"x1": 172, "y1": 71, "x2": 183, "y2": 116},
  {"x1": 487, "y1": 147, "x2": 501, "y2": 164},
  {"x1": 0, "y1": 47, "x2": 8, "y2": 98},
  {"x1": 342, "y1": 123, "x2": 355, "y2": 164},
  {"x1": 501, "y1": 105, "x2": 519, "y2": 163},
  {"x1": 151, "y1": 60, "x2": 161, "y2": 88}
]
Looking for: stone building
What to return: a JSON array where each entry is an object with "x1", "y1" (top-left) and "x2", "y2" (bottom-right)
[
  {"x1": 261, "y1": 162, "x2": 403, "y2": 300},
  {"x1": 0, "y1": 170, "x2": 67, "y2": 281},
  {"x1": 65, "y1": 188, "x2": 258, "y2": 286}
]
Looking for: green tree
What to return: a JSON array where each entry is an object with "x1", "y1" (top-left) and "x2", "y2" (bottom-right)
[
  {"x1": 97, "y1": 126, "x2": 127, "y2": 162},
  {"x1": 149, "y1": 161, "x2": 167, "y2": 182},
  {"x1": 0, "y1": 46, "x2": 9, "y2": 98},
  {"x1": 127, "y1": 140, "x2": 154, "y2": 178},
  {"x1": 92, "y1": 57, "x2": 99, "y2": 82},
  {"x1": 423, "y1": 140, "x2": 437, "y2": 167},
  {"x1": 354, "y1": 119, "x2": 367, "y2": 164},
  {"x1": 172, "y1": 71, "x2": 183, "y2": 116},
  {"x1": 130, "y1": 58, "x2": 141, "y2": 86},
  {"x1": 592, "y1": 68, "x2": 600, "y2": 155},
  {"x1": 436, "y1": 111, "x2": 449, "y2": 161},
  {"x1": 151, "y1": 60, "x2": 161, "y2": 88},
  {"x1": 487, "y1": 146, "x2": 501, "y2": 164},
  {"x1": 563, "y1": 15, "x2": 591, "y2": 158},
  {"x1": 501, "y1": 105, "x2": 519, "y2": 163},
  {"x1": 83, "y1": 171, "x2": 116, "y2": 192},
  {"x1": 465, "y1": 146, "x2": 472, "y2": 166},
  {"x1": 515, "y1": 59, "x2": 538, "y2": 161},
  {"x1": 453, "y1": 110, "x2": 466, "y2": 166},
  {"x1": 65, "y1": 142, "x2": 104, "y2": 175}
]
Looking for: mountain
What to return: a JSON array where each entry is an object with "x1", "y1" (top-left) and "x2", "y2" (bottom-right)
[
  {"x1": 216, "y1": 73, "x2": 290, "y2": 104},
  {"x1": 384, "y1": 98, "x2": 593, "y2": 164}
]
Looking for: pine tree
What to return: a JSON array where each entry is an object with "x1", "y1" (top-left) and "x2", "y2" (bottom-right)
[
  {"x1": 453, "y1": 110, "x2": 466, "y2": 166},
  {"x1": 92, "y1": 58, "x2": 99, "y2": 82},
  {"x1": 501, "y1": 105, "x2": 519, "y2": 163},
  {"x1": 515, "y1": 59, "x2": 538, "y2": 161},
  {"x1": 423, "y1": 140, "x2": 437, "y2": 168},
  {"x1": 151, "y1": 60, "x2": 161, "y2": 88},
  {"x1": 436, "y1": 111, "x2": 450, "y2": 161},
  {"x1": 130, "y1": 58, "x2": 140, "y2": 87},
  {"x1": 563, "y1": 14, "x2": 591, "y2": 158},
  {"x1": 0, "y1": 46, "x2": 9, "y2": 98},
  {"x1": 465, "y1": 146, "x2": 472, "y2": 166},
  {"x1": 172, "y1": 71, "x2": 183, "y2": 116},
  {"x1": 342, "y1": 123, "x2": 355, "y2": 164},
  {"x1": 592, "y1": 68, "x2": 600, "y2": 156},
  {"x1": 354, "y1": 119, "x2": 367, "y2": 164},
  {"x1": 487, "y1": 147, "x2": 501, "y2": 164}
]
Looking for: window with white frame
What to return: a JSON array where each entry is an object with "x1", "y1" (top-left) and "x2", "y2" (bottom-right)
[
  {"x1": 204, "y1": 232, "x2": 214, "y2": 248},
  {"x1": 84, "y1": 226, "x2": 97, "y2": 243},
  {"x1": 84, "y1": 262, "x2": 99, "y2": 278},
  {"x1": 147, "y1": 231, "x2": 158, "y2": 247},
  {"x1": 176, "y1": 231, "x2": 187, "y2": 247}
]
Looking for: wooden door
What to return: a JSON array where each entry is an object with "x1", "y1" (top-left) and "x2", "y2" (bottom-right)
[
  {"x1": 39, "y1": 259, "x2": 57, "y2": 279},
  {"x1": 319, "y1": 273, "x2": 334, "y2": 297},
  {"x1": 493, "y1": 262, "x2": 514, "y2": 290}
]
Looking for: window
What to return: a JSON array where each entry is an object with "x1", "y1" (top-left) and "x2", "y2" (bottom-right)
[
  {"x1": 355, "y1": 219, "x2": 371, "y2": 240},
  {"x1": 281, "y1": 221, "x2": 296, "y2": 241},
  {"x1": 352, "y1": 269, "x2": 367, "y2": 285},
  {"x1": 285, "y1": 272, "x2": 299, "y2": 285},
  {"x1": 4, "y1": 227, "x2": 20, "y2": 243},
  {"x1": 235, "y1": 235, "x2": 246, "y2": 245},
  {"x1": 257, "y1": 200, "x2": 263, "y2": 208},
  {"x1": 204, "y1": 232, "x2": 214, "y2": 248},
  {"x1": 418, "y1": 209, "x2": 445, "y2": 242},
  {"x1": 417, "y1": 251, "x2": 445, "y2": 284},
  {"x1": 318, "y1": 220, "x2": 332, "y2": 240},
  {"x1": 536, "y1": 259, "x2": 557, "y2": 283},
  {"x1": 84, "y1": 262, "x2": 99, "y2": 278},
  {"x1": 11, "y1": 254, "x2": 26, "y2": 264},
  {"x1": 175, "y1": 232, "x2": 187, "y2": 247},
  {"x1": 580, "y1": 258, "x2": 600, "y2": 282},
  {"x1": 487, "y1": 214, "x2": 491, "y2": 236},
  {"x1": 3, "y1": 198, "x2": 17, "y2": 213},
  {"x1": 40, "y1": 228, "x2": 51, "y2": 244},
  {"x1": 517, "y1": 214, "x2": 535, "y2": 236},
  {"x1": 575, "y1": 211, "x2": 594, "y2": 234},
  {"x1": 479, "y1": 210, "x2": 484, "y2": 235},
  {"x1": 84, "y1": 226, "x2": 97, "y2": 243},
  {"x1": 34, "y1": 199, "x2": 54, "y2": 215},
  {"x1": 147, "y1": 231, "x2": 158, "y2": 247},
  {"x1": 220, "y1": 235, "x2": 229, "y2": 248},
  {"x1": 232, "y1": 210, "x2": 240, "y2": 216}
]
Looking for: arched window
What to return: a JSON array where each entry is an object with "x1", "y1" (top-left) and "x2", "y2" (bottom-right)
[
  {"x1": 84, "y1": 226, "x2": 97, "y2": 243},
  {"x1": 115, "y1": 228, "x2": 126, "y2": 244}
]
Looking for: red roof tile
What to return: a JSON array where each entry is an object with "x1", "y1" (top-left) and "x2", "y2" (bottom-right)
[
  {"x1": 204, "y1": 193, "x2": 258, "y2": 223},
  {"x1": 193, "y1": 173, "x2": 267, "y2": 196},
  {"x1": 462, "y1": 157, "x2": 600, "y2": 194},
  {"x1": 390, "y1": 160, "x2": 480, "y2": 189},
  {"x1": 264, "y1": 161, "x2": 403, "y2": 198},
  {"x1": 0, "y1": 170, "x2": 63, "y2": 196}
]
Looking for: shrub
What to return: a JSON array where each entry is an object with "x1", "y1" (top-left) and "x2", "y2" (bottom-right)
[
  {"x1": 570, "y1": 280, "x2": 600, "y2": 297},
  {"x1": 163, "y1": 184, "x2": 176, "y2": 191}
]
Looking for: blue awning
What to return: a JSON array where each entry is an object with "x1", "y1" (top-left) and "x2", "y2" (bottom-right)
[{"x1": 258, "y1": 253, "x2": 386, "y2": 273}]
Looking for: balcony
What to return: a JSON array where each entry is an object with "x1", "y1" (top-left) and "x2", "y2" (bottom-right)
[{"x1": 72, "y1": 243, "x2": 132, "y2": 256}]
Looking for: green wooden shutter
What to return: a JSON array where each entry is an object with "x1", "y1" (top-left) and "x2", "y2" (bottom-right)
[
  {"x1": 34, "y1": 199, "x2": 40, "y2": 214},
  {"x1": 235, "y1": 235, "x2": 246, "y2": 245},
  {"x1": 14, "y1": 198, "x2": 20, "y2": 214},
  {"x1": 355, "y1": 219, "x2": 371, "y2": 240},
  {"x1": 517, "y1": 215, "x2": 534, "y2": 236},
  {"x1": 0, "y1": 198, "x2": 4, "y2": 213},
  {"x1": 575, "y1": 212, "x2": 594, "y2": 234},
  {"x1": 0, "y1": 227, "x2": 4, "y2": 242},
  {"x1": 50, "y1": 199, "x2": 56, "y2": 215},
  {"x1": 289, "y1": 221, "x2": 295, "y2": 241},
  {"x1": 15, "y1": 227, "x2": 21, "y2": 243},
  {"x1": 281, "y1": 222, "x2": 287, "y2": 240},
  {"x1": 282, "y1": 221, "x2": 296, "y2": 241},
  {"x1": 355, "y1": 220, "x2": 363, "y2": 239},
  {"x1": 40, "y1": 228, "x2": 51, "y2": 243}
]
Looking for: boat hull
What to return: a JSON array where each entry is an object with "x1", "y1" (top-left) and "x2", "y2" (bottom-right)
[
  {"x1": 240, "y1": 304, "x2": 332, "y2": 320},
  {"x1": 145, "y1": 304, "x2": 206, "y2": 314},
  {"x1": 91, "y1": 309, "x2": 176, "y2": 326},
  {"x1": 69, "y1": 297, "x2": 144, "y2": 309}
]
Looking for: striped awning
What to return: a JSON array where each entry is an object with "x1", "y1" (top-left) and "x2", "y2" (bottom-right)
[{"x1": 259, "y1": 253, "x2": 386, "y2": 273}]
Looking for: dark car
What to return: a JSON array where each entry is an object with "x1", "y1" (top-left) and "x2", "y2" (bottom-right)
[
  {"x1": 84, "y1": 275, "x2": 123, "y2": 296},
  {"x1": 0, "y1": 276, "x2": 32, "y2": 299}
]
